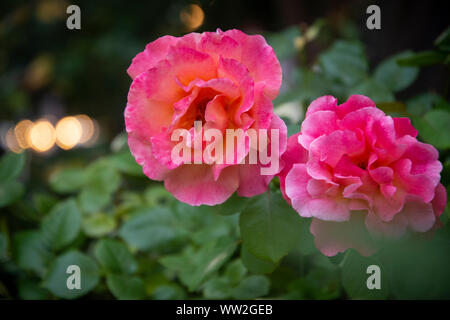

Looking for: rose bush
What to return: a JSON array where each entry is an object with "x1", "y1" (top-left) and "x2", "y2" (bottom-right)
[
  {"x1": 278, "y1": 95, "x2": 447, "y2": 256},
  {"x1": 125, "y1": 29, "x2": 286, "y2": 206},
  {"x1": 3, "y1": 15, "x2": 450, "y2": 300}
]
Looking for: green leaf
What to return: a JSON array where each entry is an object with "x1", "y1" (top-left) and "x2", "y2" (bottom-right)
[
  {"x1": 44, "y1": 250, "x2": 99, "y2": 299},
  {"x1": 435, "y1": 27, "x2": 450, "y2": 51},
  {"x1": 378, "y1": 234, "x2": 450, "y2": 299},
  {"x1": 94, "y1": 239, "x2": 137, "y2": 274},
  {"x1": 350, "y1": 79, "x2": 395, "y2": 103},
  {"x1": 0, "y1": 151, "x2": 26, "y2": 182},
  {"x1": 173, "y1": 202, "x2": 236, "y2": 237},
  {"x1": 284, "y1": 267, "x2": 340, "y2": 300},
  {"x1": 413, "y1": 109, "x2": 450, "y2": 149},
  {"x1": 41, "y1": 199, "x2": 81, "y2": 251},
  {"x1": 13, "y1": 231, "x2": 52, "y2": 276},
  {"x1": 287, "y1": 124, "x2": 300, "y2": 138},
  {"x1": 294, "y1": 69, "x2": 339, "y2": 102},
  {"x1": 143, "y1": 186, "x2": 174, "y2": 208},
  {"x1": 241, "y1": 245, "x2": 278, "y2": 274},
  {"x1": 265, "y1": 26, "x2": 302, "y2": 60},
  {"x1": 202, "y1": 277, "x2": 232, "y2": 299},
  {"x1": 33, "y1": 193, "x2": 58, "y2": 215},
  {"x1": 18, "y1": 279, "x2": 50, "y2": 300},
  {"x1": 0, "y1": 180, "x2": 24, "y2": 208},
  {"x1": 296, "y1": 218, "x2": 317, "y2": 255},
  {"x1": 406, "y1": 93, "x2": 441, "y2": 116},
  {"x1": 106, "y1": 274, "x2": 146, "y2": 299},
  {"x1": 231, "y1": 275, "x2": 270, "y2": 299},
  {"x1": 153, "y1": 284, "x2": 187, "y2": 300},
  {"x1": 78, "y1": 161, "x2": 121, "y2": 213},
  {"x1": 78, "y1": 189, "x2": 112, "y2": 214},
  {"x1": 319, "y1": 40, "x2": 368, "y2": 86},
  {"x1": 224, "y1": 259, "x2": 247, "y2": 286},
  {"x1": 120, "y1": 207, "x2": 186, "y2": 251},
  {"x1": 374, "y1": 51, "x2": 419, "y2": 92},
  {"x1": 107, "y1": 150, "x2": 143, "y2": 177},
  {"x1": 341, "y1": 250, "x2": 389, "y2": 299},
  {"x1": 397, "y1": 50, "x2": 447, "y2": 67},
  {"x1": 85, "y1": 161, "x2": 121, "y2": 194},
  {"x1": 49, "y1": 168, "x2": 86, "y2": 194},
  {"x1": 213, "y1": 193, "x2": 250, "y2": 216},
  {"x1": 239, "y1": 191, "x2": 303, "y2": 263},
  {"x1": 82, "y1": 213, "x2": 116, "y2": 237},
  {"x1": 191, "y1": 219, "x2": 235, "y2": 246},
  {"x1": 160, "y1": 237, "x2": 237, "y2": 292}
]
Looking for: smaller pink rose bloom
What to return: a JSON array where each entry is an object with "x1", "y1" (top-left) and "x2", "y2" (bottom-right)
[
  {"x1": 278, "y1": 95, "x2": 447, "y2": 256},
  {"x1": 125, "y1": 29, "x2": 286, "y2": 206}
]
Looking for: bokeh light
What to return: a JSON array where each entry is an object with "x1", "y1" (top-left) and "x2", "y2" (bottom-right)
[
  {"x1": 55, "y1": 116, "x2": 82, "y2": 150},
  {"x1": 75, "y1": 114, "x2": 95, "y2": 144},
  {"x1": 36, "y1": 0, "x2": 68, "y2": 23},
  {"x1": 28, "y1": 120, "x2": 56, "y2": 152},
  {"x1": 23, "y1": 54, "x2": 53, "y2": 91},
  {"x1": 14, "y1": 119, "x2": 33, "y2": 149},
  {"x1": 5, "y1": 128, "x2": 22, "y2": 153},
  {"x1": 180, "y1": 4, "x2": 204, "y2": 31},
  {"x1": 2, "y1": 114, "x2": 98, "y2": 153}
]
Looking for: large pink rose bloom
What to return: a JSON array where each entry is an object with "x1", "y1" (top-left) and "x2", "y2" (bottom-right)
[
  {"x1": 279, "y1": 95, "x2": 447, "y2": 256},
  {"x1": 125, "y1": 29, "x2": 286, "y2": 206}
]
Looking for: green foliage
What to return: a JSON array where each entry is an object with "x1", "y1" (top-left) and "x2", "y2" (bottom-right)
[
  {"x1": 319, "y1": 40, "x2": 369, "y2": 87},
  {"x1": 213, "y1": 193, "x2": 250, "y2": 216},
  {"x1": 341, "y1": 250, "x2": 389, "y2": 299},
  {"x1": 18, "y1": 279, "x2": 50, "y2": 300},
  {"x1": 373, "y1": 51, "x2": 419, "y2": 92},
  {"x1": 265, "y1": 26, "x2": 302, "y2": 60},
  {"x1": 202, "y1": 258, "x2": 270, "y2": 299},
  {"x1": 0, "y1": 152, "x2": 26, "y2": 182},
  {"x1": 41, "y1": 199, "x2": 81, "y2": 251},
  {"x1": 398, "y1": 27, "x2": 450, "y2": 67},
  {"x1": 153, "y1": 284, "x2": 186, "y2": 300},
  {"x1": 94, "y1": 239, "x2": 138, "y2": 275},
  {"x1": 82, "y1": 213, "x2": 117, "y2": 238},
  {"x1": 241, "y1": 245, "x2": 278, "y2": 275},
  {"x1": 231, "y1": 275, "x2": 270, "y2": 299},
  {"x1": 1, "y1": 20, "x2": 449, "y2": 301},
  {"x1": 377, "y1": 231, "x2": 450, "y2": 299},
  {"x1": 120, "y1": 207, "x2": 187, "y2": 251},
  {"x1": 0, "y1": 152, "x2": 26, "y2": 208},
  {"x1": 412, "y1": 109, "x2": 450, "y2": 149},
  {"x1": 14, "y1": 231, "x2": 53, "y2": 276},
  {"x1": 106, "y1": 274, "x2": 146, "y2": 300},
  {"x1": 49, "y1": 168, "x2": 86, "y2": 194},
  {"x1": 160, "y1": 237, "x2": 237, "y2": 292},
  {"x1": 435, "y1": 27, "x2": 450, "y2": 51},
  {"x1": 44, "y1": 251, "x2": 100, "y2": 299},
  {"x1": 107, "y1": 150, "x2": 144, "y2": 177},
  {"x1": 0, "y1": 180, "x2": 24, "y2": 208},
  {"x1": 351, "y1": 79, "x2": 395, "y2": 102},
  {"x1": 78, "y1": 161, "x2": 122, "y2": 213},
  {"x1": 240, "y1": 191, "x2": 303, "y2": 263}
]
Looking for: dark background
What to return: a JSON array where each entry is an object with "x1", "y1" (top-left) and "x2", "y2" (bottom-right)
[{"x1": 0, "y1": 0, "x2": 448, "y2": 143}]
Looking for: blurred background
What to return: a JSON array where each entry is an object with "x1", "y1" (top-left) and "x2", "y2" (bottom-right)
[
  {"x1": 1, "y1": 0, "x2": 448, "y2": 153},
  {"x1": 0, "y1": 0, "x2": 449, "y2": 300}
]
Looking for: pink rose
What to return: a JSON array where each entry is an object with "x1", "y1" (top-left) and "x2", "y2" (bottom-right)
[
  {"x1": 125, "y1": 29, "x2": 286, "y2": 206},
  {"x1": 279, "y1": 95, "x2": 447, "y2": 256}
]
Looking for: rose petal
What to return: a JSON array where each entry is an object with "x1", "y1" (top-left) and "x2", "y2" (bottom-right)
[{"x1": 164, "y1": 164, "x2": 239, "y2": 206}]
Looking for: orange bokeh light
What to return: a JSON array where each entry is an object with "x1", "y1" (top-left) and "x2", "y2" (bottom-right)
[
  {"x1": 180, "y1": 4, "x2": 204, "y2": 31},
  {"x1": 28, "y1": 120, "x2": 56, "y2": 152},
  {"x1": 55, "y1": 116, "x2": 82, "y2": 150}
]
